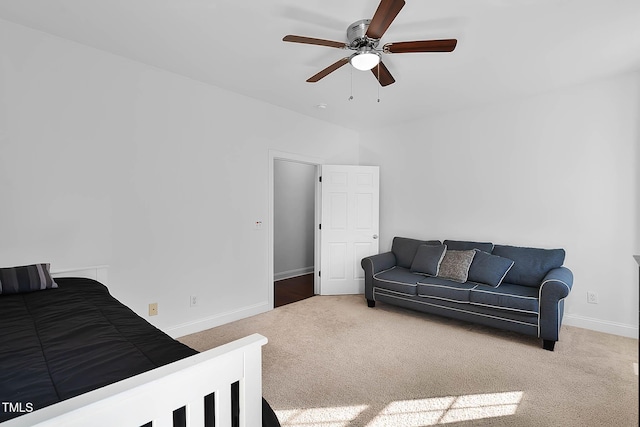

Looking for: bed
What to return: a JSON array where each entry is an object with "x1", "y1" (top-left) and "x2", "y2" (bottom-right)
[{"x1": 0, "y1": 264, "x2": 281, "y2": 427}]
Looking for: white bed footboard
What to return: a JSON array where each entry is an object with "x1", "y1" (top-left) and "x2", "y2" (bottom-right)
[{"x1": 3, "y1": 334, "x2": 268, "y2": 427}]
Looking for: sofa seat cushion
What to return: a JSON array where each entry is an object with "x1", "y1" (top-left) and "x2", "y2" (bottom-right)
[
  {"x1": 373, "y1": 266, "x2": 419, "y2": 295},
  {"x1": 469, "y1": 283, "x2": 539, "y2": 314},
  {"x1": 417, "y1": 277, "x2": 477, "y2": 303}
]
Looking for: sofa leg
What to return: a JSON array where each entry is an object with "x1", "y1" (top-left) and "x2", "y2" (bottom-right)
[
  {"x1": 367, "y1": 299, "x2": 376, "y2": 308},
  {"x1": 543, "y1": 340, "x2": 556, "y2": 351}
]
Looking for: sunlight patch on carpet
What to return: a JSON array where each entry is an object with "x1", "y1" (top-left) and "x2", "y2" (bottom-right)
[
  {"x1": 367, "y1": 391, "x2": 524, "y2": 426},
  {"x1": 276, "y1": 404, "x2": 369, "y2": 427},
  {"x1": 274, "y1": 392, "x2": 523, "y2": 426}
]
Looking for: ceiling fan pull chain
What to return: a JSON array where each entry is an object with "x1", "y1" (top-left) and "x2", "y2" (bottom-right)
[
  {"x1": 377, "y1": 63, "x2": 381, "y2": 103},
  {"x1": 349, "y1": 66, "x2": 354, "y2": 101}
]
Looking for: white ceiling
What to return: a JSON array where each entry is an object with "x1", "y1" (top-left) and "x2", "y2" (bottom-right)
[{"x1": 1, "y1": 0, "x2": 639, "y2": 132}]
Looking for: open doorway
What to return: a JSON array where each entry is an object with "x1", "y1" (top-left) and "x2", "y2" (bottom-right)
[
  {"x1": 273, "y1": 159, "x2": 317, "y2": 307},
  {"x1": 269, "y1": 153, "x2": 380, "y2": 307}
]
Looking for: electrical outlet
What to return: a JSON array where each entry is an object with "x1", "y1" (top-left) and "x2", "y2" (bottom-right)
[
  {"x1": 190, "y1": 295, "x2": 198, "y2": 307},
  {"x1": 586, "y1": 291, "x2": 598, "y2": 304},
  {"x1": 149, "y1": 303, "x2": 158, "y2": 316}
]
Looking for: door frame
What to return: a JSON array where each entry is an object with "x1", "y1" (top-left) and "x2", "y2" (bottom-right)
[{"x1": 268, "y1": 150, "x2": 325, "y2": 308}]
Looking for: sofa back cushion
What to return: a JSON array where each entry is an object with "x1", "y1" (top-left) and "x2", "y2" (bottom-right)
[
  {"x1": 392, "y1": 237, "x2": 441, "y2": 269},
  {"x1": 444, "y1": 240, "x2": 494, "y2": 253},
  {"x1": 492, "y1": 245, "x2": 565, "y2": 287}
]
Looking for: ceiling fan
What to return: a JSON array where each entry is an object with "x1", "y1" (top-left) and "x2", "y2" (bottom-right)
[{"x1": 283, "y1": 0, "x2": 457, "y2": 87}]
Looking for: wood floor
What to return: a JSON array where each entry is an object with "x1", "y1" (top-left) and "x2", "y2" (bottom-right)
[{"x1": 274, "y1": 273, "x2": 315, "y2": 307}]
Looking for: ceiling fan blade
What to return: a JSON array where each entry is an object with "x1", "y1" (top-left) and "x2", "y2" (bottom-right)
[
  {"x1": 307, "y1": 58, "x2": 350, "y2": 82},
  {"x1": 383, "y1": 39, "x2": 458, "y2": 54},
  {"x1": 371, "y1": 61, "x2": 395, "y2": 87},
  {"x1": 366, "y1": 0, "x2": 406, "y2": 40},
  {"x1": 283, "y1": 35, "x2": 347, "y2": 49}
]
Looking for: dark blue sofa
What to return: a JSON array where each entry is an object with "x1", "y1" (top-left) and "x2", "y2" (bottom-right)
[{"x1": 361, "y1": 237, "x2": 573, "y2": 350}]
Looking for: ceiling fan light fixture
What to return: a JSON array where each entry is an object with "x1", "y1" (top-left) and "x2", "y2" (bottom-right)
[{"x1": 350, "y1": 51, "x2": 380, "y2": 71}]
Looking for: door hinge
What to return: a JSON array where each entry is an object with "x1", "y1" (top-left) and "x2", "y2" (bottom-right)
[
  {"x1": 319, "y1": 176, "x2": 322, "y2": 183},
  {"x1": 318, "y1": 271, "x2": 321, "y2": 277},
  {"x1": 319, "y1": 224, "x2": 321, "y2": 230}
]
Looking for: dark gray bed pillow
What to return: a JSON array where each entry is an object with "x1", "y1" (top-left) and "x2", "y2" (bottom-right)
[
  {"x1": 0, "y1": 263, "x2": 58, "y2": 294},
  {"x1": 467, "y1": 250, "x2": 514, "y2": 287},
  {"x1": 410, "y1": 244, "x2": 447, "y2": 276},
  {"x1": 437, "y1": 249, "x2": 476, "y2": 283}
]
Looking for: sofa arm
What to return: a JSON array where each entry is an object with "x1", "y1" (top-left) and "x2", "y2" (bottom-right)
[
  {"x1": 538, "y1": 267, "x2": 573, "y2": 343},
  {"x1": 361, "y1": 252, "x2": 396, "y2": 301},
  {"x1": 541, "y1": 267, "x2": 573, "y2": 298},
  {"x1": 361, "y1": 252, "x2": 396, "y2": 274}
]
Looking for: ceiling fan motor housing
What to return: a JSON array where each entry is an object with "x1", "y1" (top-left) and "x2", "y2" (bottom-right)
[{"x1": 347, "y1": 19, "x2": 380, "y2": 50}]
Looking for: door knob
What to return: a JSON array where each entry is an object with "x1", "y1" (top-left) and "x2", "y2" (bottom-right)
[{"x1": 373, "y1": 234, "x2": 378, "y2": 239}]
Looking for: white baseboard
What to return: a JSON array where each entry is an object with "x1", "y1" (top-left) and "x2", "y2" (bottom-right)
[
  {"x1": 274, "y1": 266, "x2": 314, "y2": 282},
  {"x1": 165, "y1": 301, "x2": 271, "y2": 339},
  {"x1": 563, "y1": 313, "x2": 639, "y2": 339}
]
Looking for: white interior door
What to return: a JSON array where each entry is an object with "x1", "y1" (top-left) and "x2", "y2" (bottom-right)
[{"x1": 320, "y1": 165, "x2": 379, "y2": 295}]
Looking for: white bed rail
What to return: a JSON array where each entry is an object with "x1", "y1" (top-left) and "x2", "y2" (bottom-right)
[{"x1": 3, "y1": 334, "x2": 268, "y2": 427}]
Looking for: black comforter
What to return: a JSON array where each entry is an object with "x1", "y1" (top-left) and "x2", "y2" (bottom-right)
[{"x1": 0, "y1": 277, "x2": 280, "y2": 426}]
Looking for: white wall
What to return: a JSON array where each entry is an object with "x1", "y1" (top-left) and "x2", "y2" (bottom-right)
[
  {"x1": 273, "y1": 160, "x2": 316, "y2": 280},
  {"x1": 360, "y1": 72, "x2": 640, "y2": 338},
  {"x1": 0, "y1": 19, "x2": 359, "y2": 336},
  {"x1": 2, "y1": 17, "x2": 637, "y2": 339}
]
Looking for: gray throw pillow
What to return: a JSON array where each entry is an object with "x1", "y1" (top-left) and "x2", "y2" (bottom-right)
[
  {"x1": 437, "y1": 249, "x2": 476, "y2": 283},
  {"x1": 410, "y1": 244, "x2": 447, "y2": 276},
  {"x1": 467, "y1": 250, "x2": 514, "y2": 287},
  {"x1": 0, "y1": 263, "x2": 58, "y2": 295}
]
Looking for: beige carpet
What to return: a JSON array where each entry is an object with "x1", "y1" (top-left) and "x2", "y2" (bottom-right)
[{"x1": 179, "y1": 295, "x2": 639, "y2": 427}]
